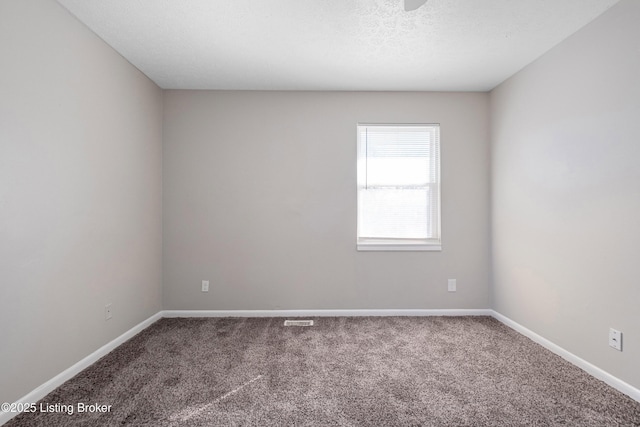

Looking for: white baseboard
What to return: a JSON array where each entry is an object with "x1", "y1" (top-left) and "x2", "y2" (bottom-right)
[
  {"x1": 162, "y1": 308, "x2": 492, "y2": 318},
  {"x1": 0, "y1": 312, "x2": 162, "y2": 426},
  {"x1": 490, "y1": 310, "x2": 640, "y2": 403}
]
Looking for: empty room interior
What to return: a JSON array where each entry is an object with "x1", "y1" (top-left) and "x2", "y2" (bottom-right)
[{"x1": 1, "y1": 0, "x2": 639, "y2": 425}]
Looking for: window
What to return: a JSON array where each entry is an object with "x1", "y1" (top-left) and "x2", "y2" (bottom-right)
[{"x1": 357, "y1": 124, "x2": 441, "y2": 251}]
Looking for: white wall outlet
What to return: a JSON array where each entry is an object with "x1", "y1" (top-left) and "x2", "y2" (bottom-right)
[
  {"x1": 448, "y1": 279, "x2": 457, "y2": 292},
  {"x1": 202, "y1": 280, "x2": 209, "y2": 292},
  {"x1": 609, "y1": 328, "x2": 622, "y2": 351},
  {"x1": 105, "y1": 303, "x2": 113, "y2": 321}
]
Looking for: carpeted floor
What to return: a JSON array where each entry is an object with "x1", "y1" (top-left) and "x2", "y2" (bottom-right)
[{"x1": 6, "y1": 316, "x2": 640, "y2": 426}]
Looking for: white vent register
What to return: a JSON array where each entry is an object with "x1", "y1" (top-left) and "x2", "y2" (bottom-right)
[{"x1": 284, "y1": 320, "x2": 314, "y2": 327}]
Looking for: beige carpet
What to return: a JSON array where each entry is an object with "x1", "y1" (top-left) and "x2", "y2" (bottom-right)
[{"x1": 6, "y1": 316, "x2": 640, "y2": 426}]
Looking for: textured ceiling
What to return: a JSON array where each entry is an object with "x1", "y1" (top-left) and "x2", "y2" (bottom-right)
[{"x1": 57, "y1": 0, "x2": 619, "y2": 91}]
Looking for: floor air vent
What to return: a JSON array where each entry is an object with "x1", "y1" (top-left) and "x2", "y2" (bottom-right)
[{"x1": 284, "y1": 320, "x2": 314, "y2": 327}]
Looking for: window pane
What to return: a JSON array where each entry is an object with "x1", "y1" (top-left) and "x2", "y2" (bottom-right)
[
  {"x1": 366, "y1": 157, "x2": 430, "y2": 186},
  {"x1": 359, "y1": 188, "x2": 429, "y2": 239}
]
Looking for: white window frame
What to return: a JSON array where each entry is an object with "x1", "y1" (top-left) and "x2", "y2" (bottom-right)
[{"x1": 357, "y1": 123, "x2": 441, "y2": 251}]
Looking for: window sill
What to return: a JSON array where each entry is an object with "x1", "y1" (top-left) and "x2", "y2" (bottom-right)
[{"x1": 357, "y1": 241, "x2": 442, "y2": 252}]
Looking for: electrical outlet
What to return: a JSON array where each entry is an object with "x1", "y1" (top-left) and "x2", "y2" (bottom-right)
[
  {"x1": 105, "y1": 303, "x2": 113, "y2": 321},
  {"x1": 202, "y1": 280, "x2": 209, "y2": 292},
  {"x1": 609, "y1": 328, "x2": 622, "y2": 351},
  {"x1": 448, "y1": 279, "x2": 456, "y2": 292}
]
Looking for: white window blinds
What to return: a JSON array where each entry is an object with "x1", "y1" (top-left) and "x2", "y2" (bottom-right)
[{"x1": 357, "y1": 124, "x2": 441, "y2": 251}]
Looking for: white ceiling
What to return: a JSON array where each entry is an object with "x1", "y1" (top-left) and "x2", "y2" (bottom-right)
[{"x1": 57, "y1": 0, "x2": 619, "y2": 91}]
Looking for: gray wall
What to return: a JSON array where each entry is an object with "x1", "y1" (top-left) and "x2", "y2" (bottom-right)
[
  {"x1": 163, "y1": 91, "x2": 490, "y2": 310},
  {"x1": 0, "y1": 0, "x2": 163, "y2": 404},
  {"x1": 490, "y1": 0, "x2": 640, "y2": 389}
]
